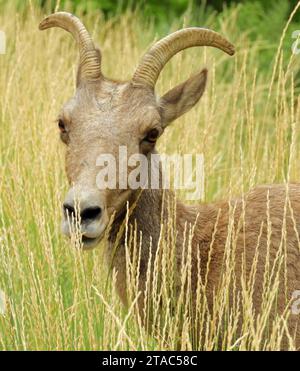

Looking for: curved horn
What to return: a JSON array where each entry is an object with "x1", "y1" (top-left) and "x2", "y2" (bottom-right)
[
  {"x1": 132, "y1": 28, "x2": 235, "y2": 88},
  {"x1": 39, "y1": 12, "x2": 101, "y2": 83}
]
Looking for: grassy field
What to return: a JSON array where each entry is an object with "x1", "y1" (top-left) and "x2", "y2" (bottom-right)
[{"x1": 0, "y1": 0, "x2": 300, "y2": 350}]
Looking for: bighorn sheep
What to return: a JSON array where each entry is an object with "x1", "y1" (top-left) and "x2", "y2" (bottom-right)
[{"x1": 39, "y1": 12, "x2": 300, "y2": 349}]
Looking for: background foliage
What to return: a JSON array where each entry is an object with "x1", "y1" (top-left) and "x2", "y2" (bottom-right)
[{"x1": 2, "y1": 0, "x2": 299, "y2": 76}]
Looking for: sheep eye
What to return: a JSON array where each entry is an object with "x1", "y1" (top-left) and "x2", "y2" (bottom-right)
[
  {"x1": 145, "y1": 128, "x2": 159, "y2": 143},
  {"x1": 58, "y1": 119, "x2": 66, "y2": 133}
]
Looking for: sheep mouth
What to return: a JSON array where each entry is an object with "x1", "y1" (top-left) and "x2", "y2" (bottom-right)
[{"x1": 81, "y1": 235, "x2": 101, "y2": 249}]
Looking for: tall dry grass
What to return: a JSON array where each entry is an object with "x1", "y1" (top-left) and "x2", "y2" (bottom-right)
[{"x1": 0, "y1": 0, "x2": 300, "y2": 350}]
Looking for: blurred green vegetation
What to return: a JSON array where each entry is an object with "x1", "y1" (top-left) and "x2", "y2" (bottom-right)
[
  {"x1": 34, "y1": 0, "x2": 300, "y2": 23},
  {"x1": 28, "y1": 0, "x2": 300, "y2": 42},
  {"x1": 5, "y1": 0, "x2": 300, "y2": 24},
  {"x1": 5, "y1": 0, "x2": 300, "y2": 30},
  {"x1": 2, "y1": 0, "x2": 300, "y2": 77},
  {"x1": 40, "y1": 0, "x2": 299, "y2": 77}
]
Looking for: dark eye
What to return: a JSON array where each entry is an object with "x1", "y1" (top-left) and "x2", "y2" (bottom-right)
[
  {"x1": 58, "y1": 119, "x2": 66, "y2": 133},
  {"x1": 144, "y1": 128, "x2": 160, "y2": 144},
  {"x1": 58, "y1": 119, "x2": 69, "y2": 144}
]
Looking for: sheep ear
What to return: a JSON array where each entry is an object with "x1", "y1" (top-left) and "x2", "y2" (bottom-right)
[{"x1": 159, "y1": 68, "x2": 207, "y2": 127}]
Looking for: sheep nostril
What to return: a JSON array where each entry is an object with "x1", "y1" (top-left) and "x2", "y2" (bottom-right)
[
  {"x1": 63, "y1": 203, "x2": 76, "y2": 218},
  {"x1": 80, "y1": 206, "x2": 102, "y2": 222}
]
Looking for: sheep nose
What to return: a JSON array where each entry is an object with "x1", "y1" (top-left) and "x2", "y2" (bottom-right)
[
  {"x1": 63, "y1": 203, "x2": 102, "y2": 222},
  {"x1": 80, "y1": 206, "x2": 102, "y2": 221},
  {"x1": 62, "y1": 187, "x2": 108, "y2": 244},
  {"x1": 62, "y1": 187, "x2": 104, "y2": 225}
]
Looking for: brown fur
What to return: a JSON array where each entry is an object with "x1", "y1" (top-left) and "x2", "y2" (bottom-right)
[{"x1": 106, "y1": 183, "x2": 300, "y2": 348}]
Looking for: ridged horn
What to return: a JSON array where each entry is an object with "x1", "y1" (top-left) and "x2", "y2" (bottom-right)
[
  {"x1": 39, "y1": 12, "x2": 101, "y2": 84},
  {"x1": 132, "y1": 27, "x2": 235, "y2": 88}
]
